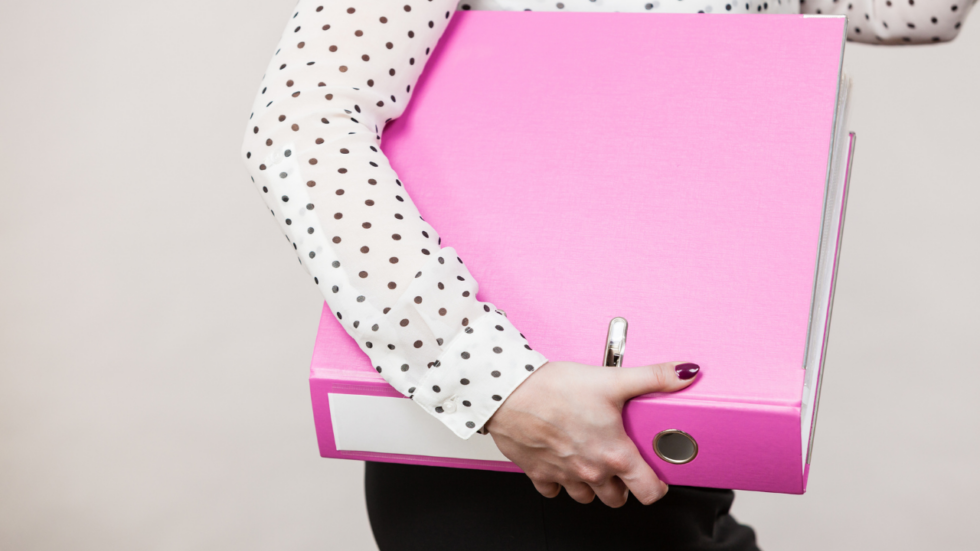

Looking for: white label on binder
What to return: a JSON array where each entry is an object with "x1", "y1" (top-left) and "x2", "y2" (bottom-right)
[{"x1": 329, "y1": 393, "x2": 511, "y2": 462}]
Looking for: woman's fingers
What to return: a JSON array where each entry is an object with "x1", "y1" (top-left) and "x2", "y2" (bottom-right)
[
  {"x1": 612, "y1": 361, "x2": 700, "y2": 403},
  {"x1": 620, "y1": 463, "x2": 668, "y2": 506},
  {"x1": 493, "y1": 361, "x2": 699, "y2": 508},
  {"x1": 590, "y1": 475, "x2": 630, "y2": 508},
  {"x1": 599, "y1": 362, "x2": 698, "y2": 504},
  {"x1": 562, "y1": 482, "x2": 597, "y2": 504},
  {"x1": 531, "y1": 479, "x2": 561, "y2": 498},
  {"x1": 615, "y1": 440, "x2": 669, "y2": 505}
]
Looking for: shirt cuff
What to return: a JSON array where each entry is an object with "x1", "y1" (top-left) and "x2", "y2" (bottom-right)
[
  {"x1": 413, "y1": 308, "x2": 549, "y2": 439},
  {"x1": 372, "y1": 247, "x2": 549, "y2": 439}
]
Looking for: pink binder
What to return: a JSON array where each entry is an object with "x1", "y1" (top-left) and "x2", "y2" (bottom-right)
[{"x1": 308, "y1": 12, "x2": 854, "y2": 494}]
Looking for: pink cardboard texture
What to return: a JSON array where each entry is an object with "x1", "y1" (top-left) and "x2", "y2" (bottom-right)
[{"x1": 309, "y1": 12, "x2": 848, "y2": 494}]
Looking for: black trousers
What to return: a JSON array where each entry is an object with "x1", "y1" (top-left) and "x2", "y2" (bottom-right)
[{"x1": 365, "y1": 461, "x2": 760, "y2": 551}]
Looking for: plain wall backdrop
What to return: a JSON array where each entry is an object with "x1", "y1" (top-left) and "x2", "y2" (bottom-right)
[{"x1": 1, "y1": 1, "x2": 977, "y2": 549}]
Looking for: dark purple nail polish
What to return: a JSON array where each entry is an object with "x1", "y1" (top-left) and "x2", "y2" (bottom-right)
[{"x1": 675, "y1": 363, "x2": 700, "y2": 380}]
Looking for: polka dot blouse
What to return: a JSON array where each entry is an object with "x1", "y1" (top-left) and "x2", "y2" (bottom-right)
[{"x1": 241, "y1": 0, "x2": 974, "y2": 439}]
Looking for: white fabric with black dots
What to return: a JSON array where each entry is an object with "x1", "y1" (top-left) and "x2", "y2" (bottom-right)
[
  {"x1": 460, "y1": 0, "x2": 975, "y2": 43},
  {"x1": 799, "y1": 0, "x2": 976, "y2": 43},
  {"x1": 241, "y1": 0, "x2": 974, "y2": 440}
]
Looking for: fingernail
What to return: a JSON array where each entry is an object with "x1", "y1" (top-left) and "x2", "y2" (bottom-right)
[{"x1": 675, "y1": 363, "x2": 700, "y2": 380}]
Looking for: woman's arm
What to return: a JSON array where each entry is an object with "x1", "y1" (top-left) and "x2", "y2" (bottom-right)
[
  {"x1": 802, "y1": 0, "x2": 976, "y2": 44},
  {"x1": 241, "y1": 0, "x2": 547, "y2": 439},
  {"x1": 242, "y1": 0, "x2": 700, "y2": 508}
]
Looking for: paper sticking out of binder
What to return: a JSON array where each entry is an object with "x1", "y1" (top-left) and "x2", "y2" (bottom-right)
[{"x1": 307, "y1": 12, "x2": 855, "y2": 494}]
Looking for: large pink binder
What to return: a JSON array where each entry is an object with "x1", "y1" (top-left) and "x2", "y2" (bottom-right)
[{"x1": 308, "y1": 12, "x2": 854, "y2": 494}]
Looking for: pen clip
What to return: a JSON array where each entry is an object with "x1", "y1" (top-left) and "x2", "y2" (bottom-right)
[{"x1": 603, "y1": 317, "x2": 629, "y2": 368}]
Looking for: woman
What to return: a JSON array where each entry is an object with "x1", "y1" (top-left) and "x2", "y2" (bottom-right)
[{"x1": 240, "y1": 1, "x2": 973, "y2": 549}]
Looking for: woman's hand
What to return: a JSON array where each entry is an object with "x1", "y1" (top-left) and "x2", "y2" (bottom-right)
[{"x1": 484, "y1": 360, "x2": 700, "y2": 508}]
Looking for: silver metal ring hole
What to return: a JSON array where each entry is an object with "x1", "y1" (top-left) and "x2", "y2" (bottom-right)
[{"x1": 653, "y1": 429, "x2": 698, "y2": 465}]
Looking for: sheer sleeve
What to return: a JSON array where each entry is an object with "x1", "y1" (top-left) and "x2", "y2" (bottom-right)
[
  {"x1": 802, "y1": 0, "x2": 976, "y2": 44},
  {"x1": 240, "y1": 0, "x2": 548, "y2": 439}
]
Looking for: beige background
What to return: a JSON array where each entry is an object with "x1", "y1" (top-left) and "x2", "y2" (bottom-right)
[{"x1": 1, "y1": 1, "x2": 978, "y2": 549}]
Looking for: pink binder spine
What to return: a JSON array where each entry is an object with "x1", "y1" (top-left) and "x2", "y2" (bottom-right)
[{"x1": 311, "y1": 364, "x2": 804, "y2": 492}]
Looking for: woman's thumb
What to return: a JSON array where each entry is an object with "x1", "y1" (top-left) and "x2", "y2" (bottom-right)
[{"x1": 613, "y1": 362, "x2": 700, "y2": 402}]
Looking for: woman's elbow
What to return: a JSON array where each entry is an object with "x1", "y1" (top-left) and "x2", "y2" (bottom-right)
[{"x1": 847, "y1": 4, "x2": 973, "y2": 45}]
